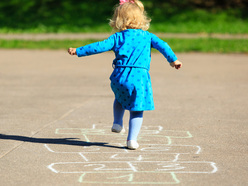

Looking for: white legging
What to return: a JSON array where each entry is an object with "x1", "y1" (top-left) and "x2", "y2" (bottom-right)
[{"x1": 113, "y1": 99, "x2": 143, "y2": 141}]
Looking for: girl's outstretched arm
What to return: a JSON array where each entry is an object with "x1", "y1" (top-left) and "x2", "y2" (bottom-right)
[
  {"x1": 67, "y1": 33, "x2": 116, "y2": 57},
  {"x1": 76, "y1": 34, "x2": 116, "y2": 57},
  {"x1": 151, "y1": 33, "x2": 178, "y2": 62},
  {"x1": 151, "y1": 33, "x2": 182, "y2": 70}
]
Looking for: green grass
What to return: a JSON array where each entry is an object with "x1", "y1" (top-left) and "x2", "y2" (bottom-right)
[
  {"x1": 150, "y1": 9, "x2": 248, "y2": 34},
  {"x1": 0, "y1": 9, "x2": 248, "y2": 34},
  {"x1": 150, "y1": 20, "x2": 248, "y2": 34},
  {"x1": 1, "y1": 20, "x2": 248, "y2": 34},
  {"x1": 0, "y1": 39, "x2": 97, "y2": 49},
  {"x1": 166, "y1": 38, "x2": 248, "y2": 53},
  {"x1": 0, "y1": 38, "x2": 247, "y2": 53},
  {"x1": 0, "y1": 25, "x2": 113, "y2": 34}
]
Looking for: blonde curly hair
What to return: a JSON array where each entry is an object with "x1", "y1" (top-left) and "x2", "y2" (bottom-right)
[{"x1": 109, "y1": 0, "x2": 151, "y2": 31}]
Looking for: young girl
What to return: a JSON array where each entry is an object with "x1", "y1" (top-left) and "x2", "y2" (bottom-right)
[{"x1": 68, "y1": 0, "x2": 182, "y2": 150}]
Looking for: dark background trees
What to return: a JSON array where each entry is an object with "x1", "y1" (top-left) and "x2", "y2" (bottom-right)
[{"x1": 0, "y1": 0, "x2": 247, "y2": 32}]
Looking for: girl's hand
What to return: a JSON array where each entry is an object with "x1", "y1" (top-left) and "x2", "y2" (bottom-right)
[
  {"x1": 170, "y1": 60, "x2": 182, "y2": 70},
  {"x1": 68, "y1": 48, "x2": 77, "y2": 55}
]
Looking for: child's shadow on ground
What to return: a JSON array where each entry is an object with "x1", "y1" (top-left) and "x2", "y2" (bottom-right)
[{"x1": 0, "y1": 134, "x2": 125, "y2": 149}]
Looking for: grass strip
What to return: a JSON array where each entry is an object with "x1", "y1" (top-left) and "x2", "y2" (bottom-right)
[
  {"x1": 0, "y1": 38, "x2": 247, "y2": 53},
  {"x1": 1, "y1": 20, "x2": 248, "y2": 34}
]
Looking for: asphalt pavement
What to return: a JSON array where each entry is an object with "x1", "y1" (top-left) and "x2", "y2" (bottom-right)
[{"x1": 0, "y1": 50, "x2": 247, "y2": 185}]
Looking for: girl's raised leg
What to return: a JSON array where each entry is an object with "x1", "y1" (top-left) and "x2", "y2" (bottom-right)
[{"x1": 112, "y1": 99, "x2": 125, "y2": 133}]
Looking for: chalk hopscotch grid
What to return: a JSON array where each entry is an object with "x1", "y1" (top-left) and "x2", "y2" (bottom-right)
[
  {"x1": 45, "y1": 125, "x2": 217, "y2": 184},
  {"x1": 55, "y1": 125, "x2": 193, "y2": 145}
]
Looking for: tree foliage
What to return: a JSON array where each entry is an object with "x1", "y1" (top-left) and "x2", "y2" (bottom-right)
[{"x1": 0, "y1": 0, "x2": 247, "y2": 31}]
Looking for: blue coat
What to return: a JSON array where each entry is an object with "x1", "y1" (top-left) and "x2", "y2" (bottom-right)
[{"x1": 76, "y1": 29, "x2": 177, "y2": 111}]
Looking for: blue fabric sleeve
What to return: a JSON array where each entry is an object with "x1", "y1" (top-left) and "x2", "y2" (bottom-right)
[
  {"x1": 76, "y1": 34, "x2": 116, "y2": 57},
  {"x1": 150, "y1": 33, "x2": 178, "y2": 63}
]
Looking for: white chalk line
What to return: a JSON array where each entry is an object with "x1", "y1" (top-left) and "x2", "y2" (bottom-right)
[
  {"x1": 78, "y1": 172, "x2": 180, "y2": 184},
  {"x1": 45, "y1": 125, "x2": 217, "y2": 184},
  {"x1": 110, "y1": 154, "x2": 149, "y2": 161},
  {"x1": 55, "y1": 127, "x2": 192, "y2": 137},
  {"x1": 127, "y1": 162, "x2": 138, "y2": 172},
  {"x1": 44, "y1": 144, "x2": 201, "y2": 154},
  {"x1": 47, "y1": 161, "x2": 217, "y2": 174},
  {"x1": 79, "y1": 153, "x2": 89, "y2": 162},
  {"x1": 172, "y1": 154, "x2": 180, "y2": 162}
]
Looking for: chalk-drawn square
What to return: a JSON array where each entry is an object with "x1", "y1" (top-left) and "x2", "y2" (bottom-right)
[
  {"x1": 140, "y1": 144, "x2": 201, "y2": 154},
  {"x1": 109, "y1": 153, "x2": 179, "y2": 162},
  {"x1": 55, "y1": 128, "x2": 106, "y2": 135},
  {"x1": 78, "y1": 172, "x2": 180, "y2": 184},
  {"x1": 132, "y1": 161, "x2": 217, "y2": 173},
  {"x1": 44, "y1": 143, "x2": 127, "y2": 153},
  {"x1": 48, "y1": 162, "x2": 136, "y2": 173}
]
